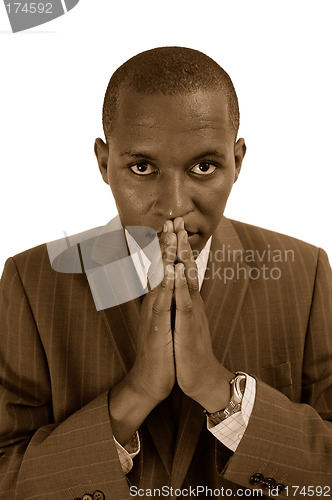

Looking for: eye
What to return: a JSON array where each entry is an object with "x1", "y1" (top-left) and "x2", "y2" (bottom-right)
[
  {"x1": 130, "y1": 163, "x2": 157, "y2": 176},
  {"x1": 190, "y1": 162, "x2": 217, "y2": 175}
]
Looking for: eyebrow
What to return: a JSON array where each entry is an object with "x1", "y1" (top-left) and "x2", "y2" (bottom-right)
[
  {"x1": 120, "y1": 150, "x2": 227, "y2": 162},
  {"x1": 120, "y1": 150, "x2": 157, "y2": 161},
  {"x1": 192, "y1": 150, "x2": 227, "y2": 161}
]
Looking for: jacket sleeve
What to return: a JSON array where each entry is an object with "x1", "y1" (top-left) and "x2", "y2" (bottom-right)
[
  {"x1": 0, "y1": 257, "x2": 131, "y2": 500},
  {"x1": 222, "y1": 248, "x2": 332, "y2": 497}
]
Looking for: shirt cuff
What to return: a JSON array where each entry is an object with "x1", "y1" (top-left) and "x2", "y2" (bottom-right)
[
  {"x1": 113, "y1": 431, "x2": 140, "y2": 474},
  {"x1": 207, "y1": 374, "x2": 256, "y2": 452}
]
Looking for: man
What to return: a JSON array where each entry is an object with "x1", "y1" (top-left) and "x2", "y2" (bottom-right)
[{"x1": 0, "y1": 47, "x2": 331, "y2": 499}]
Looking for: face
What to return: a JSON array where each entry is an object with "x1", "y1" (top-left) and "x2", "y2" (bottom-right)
[{"x1": 95, "y1": 89, "x2": 246, "y2": 253}]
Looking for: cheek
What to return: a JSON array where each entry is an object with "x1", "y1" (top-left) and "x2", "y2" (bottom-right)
[
  {"x1": 108, "y1": 170, "x2": 154, "y2": 218},
  {"x1": 199, "y1": 174, "x2": 234, "y2": 211},
  {"x1": 196, "y1": 176, "x2": 234, "y2": 231}
]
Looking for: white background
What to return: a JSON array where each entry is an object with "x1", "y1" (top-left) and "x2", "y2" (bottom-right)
[{"x1": 0, "y1": 0, "x2": 331, "y2": 274}]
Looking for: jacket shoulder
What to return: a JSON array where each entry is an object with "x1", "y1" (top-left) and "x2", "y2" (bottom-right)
[
  {"x1": 11, "y1": 242, "x2": 49, "y2": 270},
  {"x1": 229, "y1": 218, "x2": 319, "y2": 255},
  {"x1": 227, "y1": 219, "x2": 324, "y2": 274},
  {"x1": 10, "y1": 225, "x2": 104, "y2": 276}
]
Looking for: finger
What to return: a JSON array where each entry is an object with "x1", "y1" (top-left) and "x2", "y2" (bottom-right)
[
  {"x1": 140, "y1": 285, "x2": 158, "y2": 321},
  {"x1": 152, "y1": 264, "x2": 175, "y2": 332},
  {"x1": 173, "y1": 217, "x2": 185, "y2": 234},
  {"x1": 159, "y1": 220, "x2": 174, "y2": 248},
  {"x1": 174, "y1": 263, "x2": 208, "y2": 348},
  {"x1": 159, "y1": 222, "x2": 177, "y2": 267},
  {"x1": 164, "y1": 219, "x2": 174, "y2": 233},
  {"x1": 174, "y1": 263, "x2": 193, "y2": 319},
  {"x1": 164, "y1": 232, "x2": 177, "y2": 267},
  {"x1": 176, "y1": 230, "x2": 200, "y2": 297},
  {"x1": 142, "y1": 262, "x2": 174, "y2": 316}
]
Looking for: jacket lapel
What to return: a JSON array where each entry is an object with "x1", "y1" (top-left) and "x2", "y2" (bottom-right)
[
  {"x1": 170, "y1": 217, "x2": 250, "y2": 489},
  {"x1": 100, "y1": 298, "x2": 140, "y2": 375},
  {"x1": 204, "y1": 217, "x2": 251, "y2": 359}
]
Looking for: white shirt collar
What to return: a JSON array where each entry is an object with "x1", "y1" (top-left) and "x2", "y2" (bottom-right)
[
  {"x1": 196, "y1": 236, "x2": 212, "y2": 290},
  {"x1": 125, "y1": 229, "x2": 212, "y2": 291}
]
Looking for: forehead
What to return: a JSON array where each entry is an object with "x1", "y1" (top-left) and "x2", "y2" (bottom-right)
[{"x1": 111, "y1": 89, "x2": 234, "y2": 149}]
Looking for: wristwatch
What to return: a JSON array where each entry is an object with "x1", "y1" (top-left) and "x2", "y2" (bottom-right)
[{"x1": 203, "y1": 372, "x2": 247, "y2": 425}]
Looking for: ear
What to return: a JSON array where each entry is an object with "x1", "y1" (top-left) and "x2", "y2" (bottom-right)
[
  {"x1": 94, "y1": 138, "x2": 109, "y2": 185},
  {"x1": 233, "y1": 138, "x2": 246, "y2": 183}
]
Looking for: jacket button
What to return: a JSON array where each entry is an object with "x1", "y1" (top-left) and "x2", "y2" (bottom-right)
[
  {"x1": 262, "y1": 477, "x2": 276, "y2": 489},
  {"x1": 93, "y1": 491, "x2": 105, "y2": 500},
  {"x1": 82, "y1": 495, "x2": 93, "y2": 500},
  {"x1": 249, "y1": 473, "x2": 264, "y2": 485},
  {"x1": 276, "y1": 483, "x2": 286, "y2": 493}
]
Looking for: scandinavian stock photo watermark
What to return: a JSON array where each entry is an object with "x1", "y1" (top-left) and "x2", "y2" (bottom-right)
[
  {"x1": 47, "y1": 221, "x2": 295, "y2": 311},
  {"x1": 178, "y1": 244, "x2": 295, "y2": 284}
]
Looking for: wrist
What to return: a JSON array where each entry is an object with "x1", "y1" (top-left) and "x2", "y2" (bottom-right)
[
  {"x1": 120, "y1": 370, "x2": 163, "y2": 410},
  {"x1": 109, "y1": 373, "x2": 158, "y2": 446},
  {"x1": 192, "y1": 364, "x2": 234, "y2": 411},
  {"x1": 196, "y1": 378, "x2": 231, "y2": 412},
  {"x1": 204, "y1": 372, "x2": 247, "y2": 424},
  {"x1": 124, "y1": 352, "x2": 175, "y2": 404}
]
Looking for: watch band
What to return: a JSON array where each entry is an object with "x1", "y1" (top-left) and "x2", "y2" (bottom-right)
[{"x1": 203, "y1": 372, "x2": 247, "y2": 425}]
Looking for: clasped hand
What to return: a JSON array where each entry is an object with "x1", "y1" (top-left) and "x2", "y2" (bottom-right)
[{"x1": 129, "y1": 218, "x2": 233, "y2": 413}]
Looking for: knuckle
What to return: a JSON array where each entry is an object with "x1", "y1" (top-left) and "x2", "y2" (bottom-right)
[
  {"x1": 152, "y1": 304, "x2": 171, "y2": 315},
  {"x1": 180, "y1": 280, "x2": 188, "y2": 290},
  {"x1": 188, "y1": 282, "x2": 199, "y2": 293},
  {"x1": 178, "y1": 303, "x2": 193, "y2": 314},
  {"x1": 160, "y1": 279, "x2": 168, "y2": 289},
  {"x1": 152, "y1": 304, "x2": 162, "y2": 315}
]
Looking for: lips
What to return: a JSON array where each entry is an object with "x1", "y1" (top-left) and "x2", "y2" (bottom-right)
[{"x1": 157, "y1": 229, "x2": 199, "y2": 238}]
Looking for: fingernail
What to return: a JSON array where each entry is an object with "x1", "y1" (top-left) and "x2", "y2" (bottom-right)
[{"x1": 163, "y1": 223, "x2": 168, "y2": 233}]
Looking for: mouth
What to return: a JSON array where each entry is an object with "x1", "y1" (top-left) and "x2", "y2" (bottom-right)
[
  {"x1": 187, "y1": 231, "x2": 198, "y2": 238},
  {"x1": 156, "y1": 229, "x2": 199, "y2": 239}
]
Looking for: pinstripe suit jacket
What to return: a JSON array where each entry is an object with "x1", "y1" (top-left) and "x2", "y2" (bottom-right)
[{"x1": 0, "y1": 217, "x2": 331, "y2": 499}]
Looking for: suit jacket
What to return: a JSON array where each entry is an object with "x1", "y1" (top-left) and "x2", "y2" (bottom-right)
[{"x1": 0, "y1": 217, "x2": 331, "y2": 499}]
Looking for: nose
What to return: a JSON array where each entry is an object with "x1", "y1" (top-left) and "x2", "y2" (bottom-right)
[{"x1": 152, "y1": 173, "x2": 194, "y2": 219}]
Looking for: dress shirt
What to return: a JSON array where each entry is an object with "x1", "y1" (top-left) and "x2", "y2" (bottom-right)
[{"x1": 112, "y1": 230, "x2": 256, "y2": 473}]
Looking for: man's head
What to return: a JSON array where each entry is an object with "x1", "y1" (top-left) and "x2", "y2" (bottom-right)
[
  {"x1": 102, "y1": 46, "x2": 240, "y2": 140},
  {"x1": 95, "y1": 47, "x2": 246, "y2": 253}
]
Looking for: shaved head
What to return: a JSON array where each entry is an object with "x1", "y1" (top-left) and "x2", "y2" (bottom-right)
[{"x1": 102, "y1": 46, "x2": 240, "y2": 140}]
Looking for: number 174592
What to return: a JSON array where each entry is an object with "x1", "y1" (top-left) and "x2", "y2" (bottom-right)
[{"x1": 5, "y1": 3, "x2": 53, "y2": 14}]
